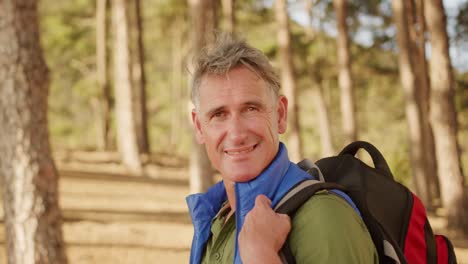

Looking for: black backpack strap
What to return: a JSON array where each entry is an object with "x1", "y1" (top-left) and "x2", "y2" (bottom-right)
[
  {"x1": 274, "y1": 179, "x2": 346, "y2": 264},
  {"x1": 339, "y1": 141, "x2": 394, "y2": 179},
  {"x1": 275, "y1": 179, "x2": 404, "y2": 264},
  {"x1": 297, "y1": 159, "x2": 324, "y2": 182}
]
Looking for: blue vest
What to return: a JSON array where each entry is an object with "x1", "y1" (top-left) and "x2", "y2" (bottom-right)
[
  {"x1": 186, "y1": 143, "x2": 358, "y2": 264},
  {"x1": 186, "y1": 143, "x2": 312, "y2": 264}
]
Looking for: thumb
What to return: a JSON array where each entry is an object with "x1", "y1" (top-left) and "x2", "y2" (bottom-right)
[
  {"x1": 277, "y1": 213, "x2": 291, "y2": 229},
  {"x1": 278, "y1": 213, "x2": 290, "y2": 222},
  {"x1": 255, "y1": 194, "x2": 272, "y2": 207}
]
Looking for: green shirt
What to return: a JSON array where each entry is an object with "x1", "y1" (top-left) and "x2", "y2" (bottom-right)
[
  {"x1": 201, "y1": 191, "x2": 379, "y2": 263},
  {"x1": 201, "y1": 203, "x2": 236, "y2": 264}
]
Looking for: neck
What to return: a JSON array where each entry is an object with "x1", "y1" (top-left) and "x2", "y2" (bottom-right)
[{"x1": 224, "y1": 180, "x2": 236, "y2": 212}]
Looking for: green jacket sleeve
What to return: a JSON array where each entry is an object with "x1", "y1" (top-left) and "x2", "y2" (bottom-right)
[{"x1": 288, "y1": 191, "x2": 379, "y2": 263}]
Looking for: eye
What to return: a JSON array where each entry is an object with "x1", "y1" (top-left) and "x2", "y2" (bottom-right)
[
  {"x1": 212, "y1": 111, "x2": 225, "y2": 119},
  {"x1": 246, "y1": 106, "x2": 258, "y2": 112}
]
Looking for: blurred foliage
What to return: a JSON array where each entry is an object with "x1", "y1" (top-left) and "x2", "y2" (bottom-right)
[
  {"x1": 38, "y1": 0, "x2": 467, "y2": 185},
  {"x1": 455, "y1": 1, "x2": 468, "y2": 42},
  {"x1": 40, "y1": 0, "x2": 98, "y2": 149}
]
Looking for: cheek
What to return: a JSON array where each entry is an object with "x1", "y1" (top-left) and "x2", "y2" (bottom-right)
[
  {"x1": 203, "y1": 125, "x2": 226, "y2": 149},
  {"x1": 251, "y1": 114, "x2": 277, "y2": 140}
]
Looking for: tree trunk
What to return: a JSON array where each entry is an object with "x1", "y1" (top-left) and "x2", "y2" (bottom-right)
[
  {"x1": 134, "y1": 0, "x2": 150, "y2": 154},
  {"x1": 333, "y1": 0, "x2": 358, "y2": 143},
  {"x1": 207, "y1": 0, "x2": 219, "y2": 43},
  {"x1": 414, "y1": 0, "x2": 441, "y2": 205},
  {"x1": 128, "y1": 0, "x2": 150, "y2": 154},
  {"x1": 170, "y1": 17, "x2": 184, "y2": 148},
  {"x1": 188, "y1": 0, "x2": 216, "y2": 193},
  {"x1": 392, "y1": 0, "x2": 432, "y2": 207},
  {"x1": 424, "y1": 0, "x2": 468, "y2": 235},
  {"x1": 274, "y1": 0, "x2": 303, "y2": 162},
  {"x1": 406, "y1": 0, "x2": 441, "y2": 209},
  {"x1": 221, "y1": 0, "x2": 235, "y2": 34},
  {"x1": 312, "y1": 80, "x2": 335, "y2": 157},
  {"x1": 96, "y1": 0, "x2": 112, "y2": 151},
  {"x1": 112, "y1": 0, "x2": 143, "y2": 174},
  {"x1": 0, "y1": 1, "x2": 68, "y2": 263}
]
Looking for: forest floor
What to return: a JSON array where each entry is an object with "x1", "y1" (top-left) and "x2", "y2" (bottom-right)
[{"x1": 0, "y1": 161, "x2": 466, "y2": 263}]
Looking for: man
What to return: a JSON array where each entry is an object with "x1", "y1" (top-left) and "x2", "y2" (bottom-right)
[{"x1": 186, "y1": 34, "x2": 378, "y2": 263}]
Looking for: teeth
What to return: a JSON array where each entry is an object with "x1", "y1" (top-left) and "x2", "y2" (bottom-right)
[{"x1": 226, "y1": 146, "x2": 254, "y2": 155}]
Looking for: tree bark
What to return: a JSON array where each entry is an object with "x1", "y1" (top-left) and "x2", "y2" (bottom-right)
[
  {"x1": 221, "y1": 0, "x2": 235, "y2": 34},
  {"x1": 333, "y1": 0, "x2": 358, "y2": 144},
  {"x1": 392, "y1": 0, "x2": 431, "y2": 207},
  {"x1": 188, "y1": 0, "x2": 216, "y2": 193},
  {"x1": 406, "y1": 0, "x2": 441, "y2": 208},
  {"x1": 134, "y1": 0, "x2": 150, "y2": 154},
  {"x1": 0, "y1": 1, "x2": 68, "y2": 263},
  {"x1": 170, "y1": 17, "x2": 186, "y2": 149},
  {"x1": 275, "y1": 0, "x2": 303, "y2": 162},
  {"x1": 414, "y1": 0, "x2": 441, "y2": 205},
  {"x1": 424, "y1": 0, "x2": 468, "y2": 235},
  {"x1": 207, "y1": 0, "x2": 219, "y2": 43},
  {"x1": 127, "y1": 0, "x2": 150, "y2": 154},
  {"x1": 312, "y1": 80, "x2": 335, "y2": 157},
  {"x1": 112, "y1": 0, "x2": 143, "y2": 174},
  {"x1": 96, "y1": 0, "x2": 112, "y2": 151}
]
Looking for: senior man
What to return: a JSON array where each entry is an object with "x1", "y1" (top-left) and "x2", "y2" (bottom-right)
[{"x1": 186, "y1": 34, "x2": 378, "y2": 264}]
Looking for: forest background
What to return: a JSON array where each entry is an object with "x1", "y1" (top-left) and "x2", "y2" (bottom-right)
[
  {"x1": 0, "y1": 0, "x2": 467, "y2": 263},
  {"x1": 44, "y1": 0, "x2": 468, "y2": 182}
]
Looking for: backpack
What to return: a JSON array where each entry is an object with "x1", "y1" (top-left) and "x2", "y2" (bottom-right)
[{"x1": 275, "y1": 141, "x2": 457, "y2": 264}]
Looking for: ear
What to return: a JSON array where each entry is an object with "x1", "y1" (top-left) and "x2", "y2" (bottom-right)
[
  {"x1": 191, "y1": 109, "x2": 205, "y2": 144},
  {"x1": 277, "y1": 95, "x2": 288, "y2": 134}
]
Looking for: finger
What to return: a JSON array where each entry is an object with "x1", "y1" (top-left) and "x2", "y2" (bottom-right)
[
  {"x1": 278, "y1": 213, "x2": 290, "y2": 222},
  {"x1": 277, "y1": 213, "x2": 291, "y2": 228},
  {"x1": 255, "y1": 194, "x2": 272, "y2": 207}
]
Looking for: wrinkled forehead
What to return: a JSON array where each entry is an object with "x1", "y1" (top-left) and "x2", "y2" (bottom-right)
[
  {"x1": 197, "y1": 68, "x2": 277, "y2": 110},
  {"x1": 201, "y1": 67, "x2": 273, "y2": 94},
  {"x1": 201, "y1": 66, "x2": 276, "y2": 94}
]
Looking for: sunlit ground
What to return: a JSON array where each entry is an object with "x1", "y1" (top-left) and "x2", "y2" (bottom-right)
[
  {"x1": 0, "y1": 163, "x2": 466, "y2": 263},
  {"x1": 0, "y1": 163, "x2": 192, "y2": 263}
]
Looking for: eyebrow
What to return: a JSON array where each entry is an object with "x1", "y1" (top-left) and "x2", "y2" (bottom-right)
[
  {"x1": 204, "y1": 100, "x2": 267, "y2": 118},
  {"x1": 205, "y1": 106, "x2": 225, "y2": 118},
  {"x1": 243, "y1": 100, "x2": 266, "y2": 109}
]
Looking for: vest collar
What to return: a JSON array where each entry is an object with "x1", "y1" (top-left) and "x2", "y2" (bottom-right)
[
  {"x1": 186, "y1": 142, "x2": 306, "y2": 264},
  {"x1": 234, "y1": 142, "x2": 290, "y2": 221}
]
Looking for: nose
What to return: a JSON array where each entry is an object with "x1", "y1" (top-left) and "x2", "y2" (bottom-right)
[{"x1": 227, "y1": 114, "x2": 248, "y2": 145}]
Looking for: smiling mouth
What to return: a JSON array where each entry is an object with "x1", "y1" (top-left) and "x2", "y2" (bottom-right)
[{"x1": 224, "y1": 144, "x2": 258, "y2": 156}]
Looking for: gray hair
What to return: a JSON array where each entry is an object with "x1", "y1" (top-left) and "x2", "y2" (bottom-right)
[{"x1": 190, "y1": 34, "x2": 281, "y2": 109}]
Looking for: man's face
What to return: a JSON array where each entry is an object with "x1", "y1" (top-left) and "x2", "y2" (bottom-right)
[{"x1": 192, "y1": 66, "x2": 288, "y2": 183}]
